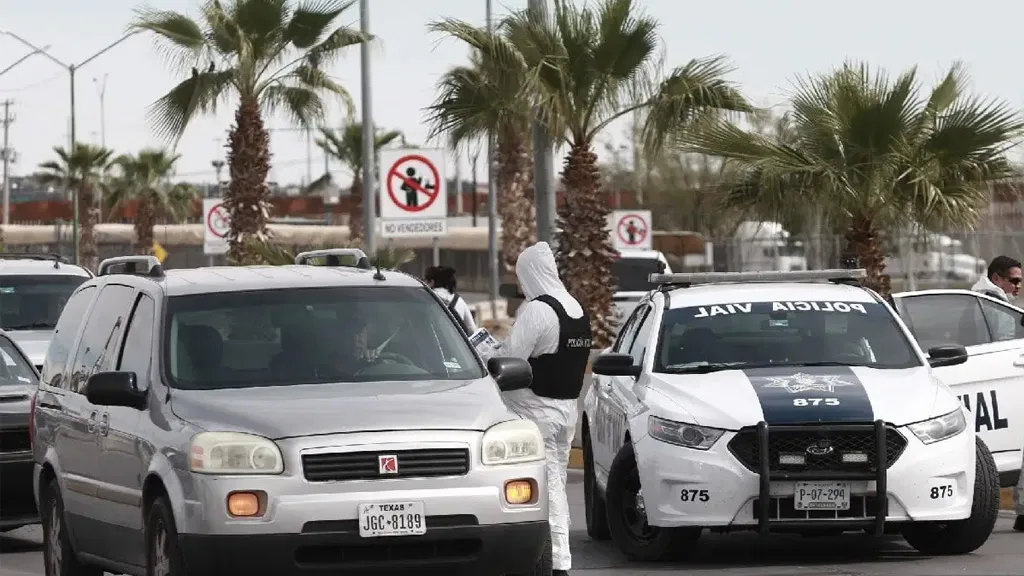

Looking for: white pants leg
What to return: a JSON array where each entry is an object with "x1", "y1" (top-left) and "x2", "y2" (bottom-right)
[{"x1": 501, "y1": 389, "x2": 578, "y2": 571}]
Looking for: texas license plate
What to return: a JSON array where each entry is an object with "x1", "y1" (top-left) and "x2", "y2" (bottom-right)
[
  {"x1": 358, "y1": 502, "x2": 426, "y2": 537},
  {"x1": 794, "y1": 481, "x2": 850, "y2": 510}
]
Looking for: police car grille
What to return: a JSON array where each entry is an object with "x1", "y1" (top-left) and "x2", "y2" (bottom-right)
[
  {"x1": 302, "y1": 448, "x2": 470, "y2": 482},
  {"x1": 0, "y1": 428, "x2": 31, "y2": 453},
  {"x1": 727, "y1": 427, "x2": 907, "y2": 473},
  {"x1": 752, "y1": 495, "x2": 887, "y2": 521}
]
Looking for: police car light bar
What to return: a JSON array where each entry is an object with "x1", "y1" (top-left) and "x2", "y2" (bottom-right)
[{"x1": 649, "y1": 268, "x2": 867, "y2": 286}]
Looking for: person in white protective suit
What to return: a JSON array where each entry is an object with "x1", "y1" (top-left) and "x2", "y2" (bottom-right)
[{"x1": 500, "y1": 242, "x2": 592, "y2": 575}]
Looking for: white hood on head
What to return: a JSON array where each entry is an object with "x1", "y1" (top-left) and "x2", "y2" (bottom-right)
[
  {"x1": 971, "y1": 276, "x2": 1010, "y2": 301},
  {"x1": 516, "y1": 241, "x2": 565, "y2": 300}
]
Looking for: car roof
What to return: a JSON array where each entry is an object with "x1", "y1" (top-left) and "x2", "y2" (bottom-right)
[
  {"x1": 159, "y1": 265, "x2": 426, "y2": 297},
  {"x1": 663, "y1": 281, "x2": 876, "y2": 309},
  {"x1": 0, "y1": 258, "x2": 92, "y2": 277},
  {"x1": 617, "y1": 249, "x2": 664, "y2": 260}
]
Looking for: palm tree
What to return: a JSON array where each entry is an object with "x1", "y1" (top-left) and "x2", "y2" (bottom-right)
[
  {"x1": 684, "y1": 62, "x2": 1024, "y2": 295},
  {"x1": 311, "y1": 123, "x2": 403, "y2": 243},
  {"x1": 429, "y1": 0, "x2": 751, "y2": 346},
  {"x1": 37, "y1": 143, "x2": 114, "y2": 272},
  {"x1": 106, "y1": 149, "x2": 199, "y2": 254},
  {"x1": 425, "y1": 49, "x2": 536, "y2": 273},
  {"x1": 130, "y1": 0, "x2": 369, "y2": 264}
]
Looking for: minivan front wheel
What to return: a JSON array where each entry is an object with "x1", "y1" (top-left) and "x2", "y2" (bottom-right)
[
  {"x1": 146, "y1": 497, "x2": 186, "y2": 576},
  {"x1": 41, "y1": 479, "x2": 101, "y2": 576}
]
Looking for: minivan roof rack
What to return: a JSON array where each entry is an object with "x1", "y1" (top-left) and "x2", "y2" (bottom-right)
[
  {"x1": 650, "y1": 269, "x2": 867, "y2": 289},
  {"x1": 0, "y1": 252, "x2": 68, "y2": 268},
  {"x1": 97, "y1": 256, "x2": 165, "y2": 278},
  {"x1": 294, "y1": 248, "x2": 372, "y2": 270}
]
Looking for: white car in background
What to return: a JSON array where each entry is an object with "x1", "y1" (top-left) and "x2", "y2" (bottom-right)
[
  {"x1": 610, "y1": 249, "x2": 672, "y2": 331},
  {"x1": 890, "y1": 289, "x2": 1024, "y2": 490},
  {"x1": 582, "y1": 270, "x2": 1001, "y2": 562}
]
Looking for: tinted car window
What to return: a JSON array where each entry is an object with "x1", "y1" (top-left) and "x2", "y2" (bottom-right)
[
  {"x1": 0, "y1": 335, "x2": 36, "y2": 386},
  {"x1": 165, "y1": 286, "x2": 485, "y2": 390},
  {"x1": 42, "y1": 285, "x2": 96, "y2": 389},
  {"x1": 655, "y1": 300, "x2": 921, "y2": 372},
  {"x1": 901, "y1": 295, "x2": 991, "y2": 349},
  {"x1": 612, "y1": 258, "x2": 665, "y2": 292},
  {"x1": 67, "y1": 284, "x2": 135, "y2": 394},
  {"x1": 0, "y1": 274, "x2": 88, "y2": 331},
  {"x1": 117, "y1": 294, "x2": 156, "y2": 390},
  {"x1": 628, "y1": 307, "x2": 654, "y2": 364}
]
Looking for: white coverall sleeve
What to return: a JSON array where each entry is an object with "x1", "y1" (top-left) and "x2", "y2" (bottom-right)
[
  {"x1": 501, "y1": 301, "x2": 556, "y2": 360},
  {"x1": 455, "y1": 298, "x2": 478, "y2": 334}
]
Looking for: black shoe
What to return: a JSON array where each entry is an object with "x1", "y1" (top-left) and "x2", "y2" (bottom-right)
[{"x1": 1014, "y1": 515, "x2": 1024, "y2": 532}]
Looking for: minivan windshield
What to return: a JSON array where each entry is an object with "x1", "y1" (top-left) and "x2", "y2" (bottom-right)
[
  {"x1": 655, "y1": 300, "x2": 922, "y2": 373},
  {"x1": 0, "y1": 335, "x2": 37, "y2": 386},
  {"x1": 0, "y1": 275, "x2": 87, "y2": 331},
  {"x1": 164, "y1": 286, "x2": 486, "y2": 390}
]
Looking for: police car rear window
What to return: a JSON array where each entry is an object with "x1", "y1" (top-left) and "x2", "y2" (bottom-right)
[
  {"x1": 163, "y1": 286, "x2": 485, "y2": 390},
  {"x1": 655, "y1": 300, "x2": 922, "y2": 372}
]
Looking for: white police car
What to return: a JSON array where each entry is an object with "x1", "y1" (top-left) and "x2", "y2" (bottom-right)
[{"x1": 581, "y1": 269, "x2": 1001, "y2": 561}]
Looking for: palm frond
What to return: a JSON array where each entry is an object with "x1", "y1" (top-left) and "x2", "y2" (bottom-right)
[{"x1": 147, "y1": 69, "x2": 236, "y2": 142}]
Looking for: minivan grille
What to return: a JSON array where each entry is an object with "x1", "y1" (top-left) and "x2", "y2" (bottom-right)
[{"x1": 302, "y1": 448, "x2": 470, "y2": 482}]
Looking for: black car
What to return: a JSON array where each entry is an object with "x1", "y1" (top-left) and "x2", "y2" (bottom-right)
[{"x1": 0, "y1": 329, "x2": 39, "y2": 531}]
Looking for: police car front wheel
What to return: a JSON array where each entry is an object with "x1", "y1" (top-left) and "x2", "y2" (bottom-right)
[
  {"x1": 901, "y1": 436, "x2": 1000, "y2": 555},
  {"x1": 582, "y1": 430, "x2": 610, "y2": 541},
  {"x1": 605, "y1": 442, "x2": 701, "y2": 561}
]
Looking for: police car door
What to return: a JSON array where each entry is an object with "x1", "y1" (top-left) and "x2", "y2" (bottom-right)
[
  {"x1": 592, "y1": 304, "x2": 644, "y2": 476},
  {"x1": 894, "y1": 291, "x2": 1024, "y2": 483}
]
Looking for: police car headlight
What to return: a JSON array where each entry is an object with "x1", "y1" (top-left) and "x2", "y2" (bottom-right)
[
  {"x1": 482, "y1": 420, "x2": 544, "y2": 465},
  {"x1": 188, "y1": 432, "x2": 284, "y2": 474},
  {"x1": 907, "y1": 408, "x2": 968, "y2": 445},
  {"x1": 648, "y1": 416, "x2": 724, "y2": 450}
]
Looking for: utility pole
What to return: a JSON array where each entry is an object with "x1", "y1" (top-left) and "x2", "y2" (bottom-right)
[
  {"x1": 527, "y1": 0, "x2": 556, "y2": 246},
  {"x1": 2, "y1": 100, "x2": 14, "y2": 226},
  {"x1": 210, "y1": 159, "x2": 225, "y2": 266},
  {"x1": 486, "y1": 0, "x2": 499, "y2": 318},
  {"x1": 470, "y1": 145, "x2": 480, "y2": 227},
  {"x1": 93, "y1": 74, "x2": 107, "y2": 148},
  {"x1": 359, "y1": 0, "x2": 376, "y2": 256},
  {"x1": 454, "y1": 155, "x2": 462, "y2": 214}
]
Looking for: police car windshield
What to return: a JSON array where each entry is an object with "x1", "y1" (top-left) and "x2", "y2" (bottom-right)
[
  {"x1": 0, "y1": 335, "x2": 36, "y2": 386},
  {"x1": 655, "y1": 300, "x2": 922, "y2": 373},
  {"x1": 0, "y1": 275, "x2": 87, "y2": 331},
  {"x1": 163, "y1": 286, "x2": 486, "y2": 390}
]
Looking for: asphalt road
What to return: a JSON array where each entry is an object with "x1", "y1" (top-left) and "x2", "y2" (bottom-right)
[{"x1": 2, "y1": 471, "x2": 1021, "y2": 576}]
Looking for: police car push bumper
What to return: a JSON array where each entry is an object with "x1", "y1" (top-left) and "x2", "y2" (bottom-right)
[{"x1": 630, "y1": 369, "x2": 975, "y2": 532}]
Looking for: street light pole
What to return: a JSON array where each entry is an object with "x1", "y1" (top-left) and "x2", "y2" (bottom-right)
[
  {"x1": 0, "y1": 30, "x2": 138, "y2": 265},
  {"x1": 0, "y1": 44, "x2": 52, "y2": 77},
  {"x1": 93, "y1": 74, "x2": 108, "y2": 148},
  {"x1": 359, "y1": 0, "x2": 376, "y2": 256},
  {"x1": 526, "y1": 0, "x2": 556, "y2": 246},
  {"x1": 486, "y1": 0, "x2": 499, "y2": 318}
]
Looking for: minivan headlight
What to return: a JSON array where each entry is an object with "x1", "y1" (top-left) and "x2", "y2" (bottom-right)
[
  {"x1": 648, "y1": 416, "x2": 724, "y2": 450},
  {"x1": 189, "y1": 432, "x2": 284, "y2": 474},
  {"x1": 482, "y1": 420, "x2": 544, "y2": 465},
  {"x1": 907, "y1": 408, "x2": 967, "y2": 444}
]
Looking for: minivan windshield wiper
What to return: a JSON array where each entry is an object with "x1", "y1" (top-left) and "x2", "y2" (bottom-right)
[
  {"x1": 660, "y1": 361, "x2": 747, "y2": 374},
  {"x1": 4, "y1": 322, "x2": 56, "y2": 330}
]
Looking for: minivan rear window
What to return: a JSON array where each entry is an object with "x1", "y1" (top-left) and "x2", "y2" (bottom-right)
[
  {"x1": 0, "y1": 275, "x2": 87, "y2": 331},
  {"x1": 163, "y1": 286, "x2": 485, "y2": 389}
]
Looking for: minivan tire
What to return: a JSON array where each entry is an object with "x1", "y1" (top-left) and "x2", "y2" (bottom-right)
[
  {"x1": 146, "y1": 496, "x2": 187, "y2": 576},
  {"x1": 529, "y1": 531, "x2": 553, "y2": 575},
  {"x1": 901, "y1": 436, "x2": 1000, "y2": 555},
  {"x1": 41, "y1": 479, "x2": 102, "y2": 576}
]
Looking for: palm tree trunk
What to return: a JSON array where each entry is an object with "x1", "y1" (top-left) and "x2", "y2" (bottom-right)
[
  {"x1": 349, "y1": 174, "x2": 364, "y2": 244},
  {"x1": 496, "y1": 127, "x2": 536, "y2": 272},
  {"x1": 79, "y1": 184, "x2": 99, "y2": 273},
  {"x1": 845, "y1": 215, "x2": 890, "y2": 296},
  {"x1": 224, "y1": 97, "x2": 272, "y2": 265},
  {"x1": 554, "y1": 141, "x2": 616, "y2": 348},
  {"x1": 134, "y1": 193, "x2": 157, "y2": 255}
]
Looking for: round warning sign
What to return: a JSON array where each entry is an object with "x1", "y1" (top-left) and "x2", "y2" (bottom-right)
[
  {"x1": 616, "y1": 213, "x2": 649, "y2": 246},
  {"x1": 206, "y1": 202, "x2": 230, "y2": 238},
  {"x1": 386, "y1": 154, "x2": 441, "y2": 213}
]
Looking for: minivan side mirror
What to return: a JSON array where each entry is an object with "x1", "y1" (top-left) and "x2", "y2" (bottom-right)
[
  {"x1": 498, "y1": 283, "x2": 523, "y2": 299},
  {"x1": 487, "y1": 357, "x2": 532, "y2": 392},
  {"x1": 927, "y1": 345, "x2": 968, "y2": 368},
  {"x1": 85, "y1": 371, "x2": 147, "y2": 410},
  {"x1": 591, "y1": 353, "x2": 641, "y2": 377}
]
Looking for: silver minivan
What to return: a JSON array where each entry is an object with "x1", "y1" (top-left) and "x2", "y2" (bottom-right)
[{"x1": 32, "y1": 254, "x2": 552, "y2": 576}]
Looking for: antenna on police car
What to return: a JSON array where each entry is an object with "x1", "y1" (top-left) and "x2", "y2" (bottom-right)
[{"x1": 372, "y1": 252, "x2": 386, "y2": 281}]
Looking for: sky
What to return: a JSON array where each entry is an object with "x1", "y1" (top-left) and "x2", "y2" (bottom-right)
[{"x1": 3, "y1": 0, "x2": 1024, "y2": 189}]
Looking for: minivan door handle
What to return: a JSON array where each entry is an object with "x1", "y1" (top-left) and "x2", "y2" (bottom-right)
[
  {"x1": 87, "y1": 410, "x2": 98, "y2": 433},
  {"x1": 97, "y1": 413, "x2": 110, "y2": 436}
]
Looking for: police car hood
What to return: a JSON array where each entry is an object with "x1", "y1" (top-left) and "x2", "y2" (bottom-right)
[{"x1": 645, "y1": 365, "x2": 956, "y2": 430}]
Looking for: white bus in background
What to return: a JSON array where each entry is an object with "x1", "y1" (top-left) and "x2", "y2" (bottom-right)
[{"x1": 732, "y1": 220, "x2": 808, "y2": 272}]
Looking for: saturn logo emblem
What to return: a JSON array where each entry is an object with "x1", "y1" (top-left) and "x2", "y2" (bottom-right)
[{"x1": 806, "y1": 439, "x2": 834, "y2": 456}]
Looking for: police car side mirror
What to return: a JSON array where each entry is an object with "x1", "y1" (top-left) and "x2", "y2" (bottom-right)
[
  {"x1": 487, "y1": 357, "x2": 533, "y2": 392},
  {"x1": 927, "y1": 345, "x2": 968, "y2": 368},
  {"x1": 591, "y1": 353, "x2": 641, "y2": 377}
]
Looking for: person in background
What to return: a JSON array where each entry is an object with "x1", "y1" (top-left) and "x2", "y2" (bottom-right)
[
  {"x1": 971, "y1": 255, "x2": 1022, "y2": 301},
  {"x1": 425, "y1": 265, "x2": 478, "y2": 335},
  {"x1": 499, "y1": 241, "x2": 592, "y2": 576}
]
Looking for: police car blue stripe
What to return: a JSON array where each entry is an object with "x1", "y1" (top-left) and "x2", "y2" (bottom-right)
[{"x1": 742, "y1": 366, "x2": 874, "y2": 425}]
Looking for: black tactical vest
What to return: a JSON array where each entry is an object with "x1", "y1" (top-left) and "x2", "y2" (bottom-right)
[{"x1": 527, "y1": 294, "x2": 592, "y2": 400}]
